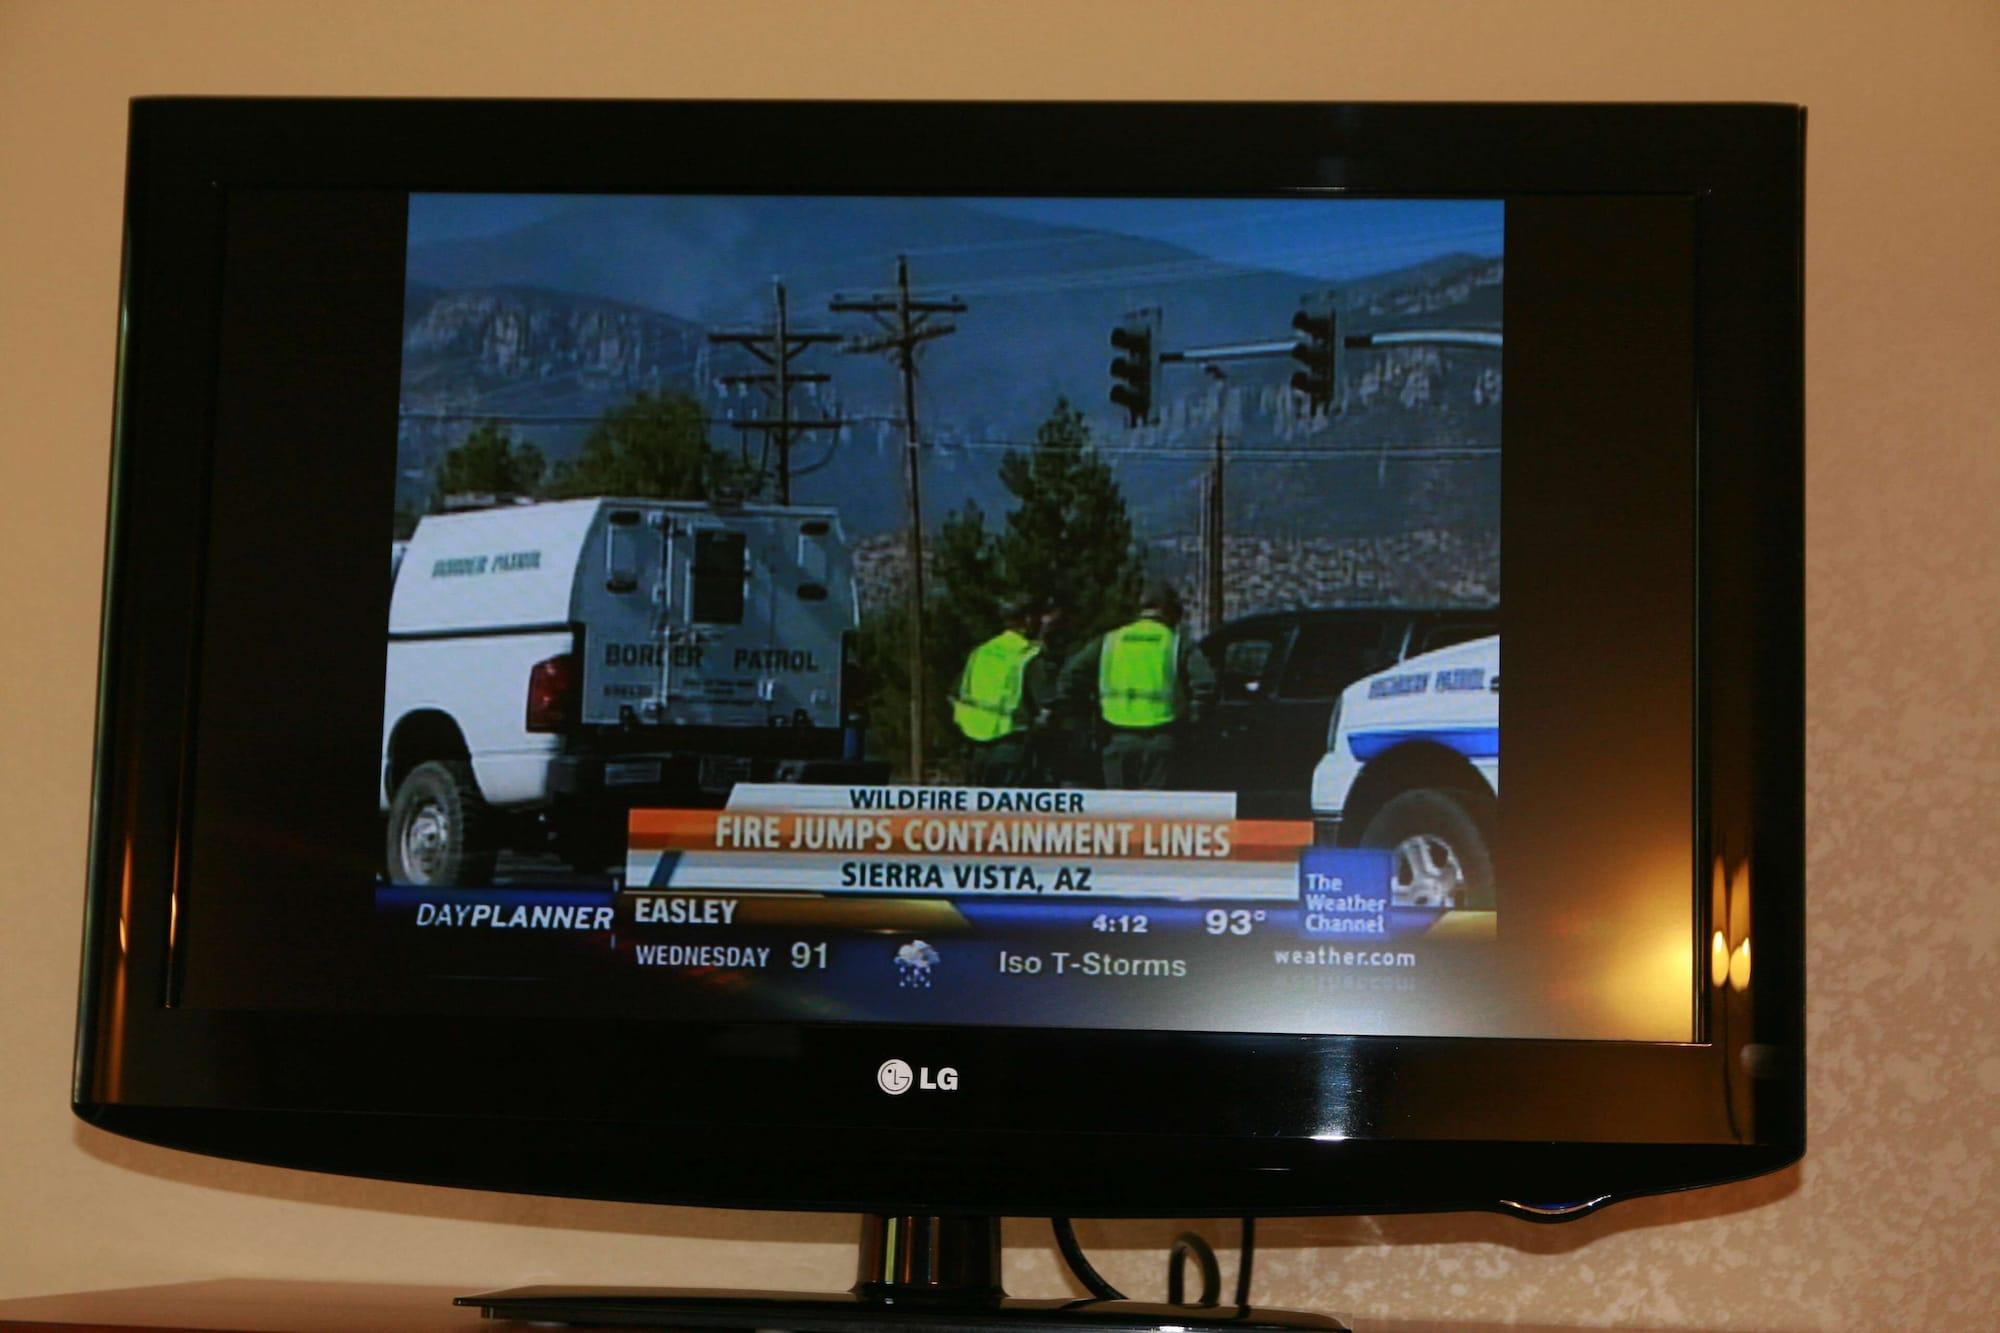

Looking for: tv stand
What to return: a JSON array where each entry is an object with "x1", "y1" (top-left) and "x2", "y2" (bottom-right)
[{"x1": 462, "y1": 1214, "x2": 1345, "y2": 1331}]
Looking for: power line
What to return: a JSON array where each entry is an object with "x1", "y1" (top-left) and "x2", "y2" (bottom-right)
[
  {"x1": 396, "y1": 409, "x2": 898, "y2": 428},
  {"x1": 707, "y1": 278, "x2": 844, "y2": 503},
  {"x1": 829, "y1": 256, "x2": 968, "y2": 781},
  {"x1": 398, "y1": 411, "x2": 1498, "y2": 462},
  {"x1": 938, "y1": 439, "x2": 1501, "y2": 461}
]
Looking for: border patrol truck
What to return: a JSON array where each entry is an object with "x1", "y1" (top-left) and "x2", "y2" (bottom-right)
[
  {"x1": 383, "y1": 497, "x2": 880, "y2": 885},
  {"x1": 1309, "y1": 635, "x2": 1499, "y2": 909}
]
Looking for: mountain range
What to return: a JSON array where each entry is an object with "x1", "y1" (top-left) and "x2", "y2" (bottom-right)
[{"x1": 398, "y1": 196, "x2": 1502, "y2": 540}]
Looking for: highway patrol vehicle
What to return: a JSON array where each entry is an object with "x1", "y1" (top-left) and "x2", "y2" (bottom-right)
[
  {"x1": 1309, "y1": 635, "x2": 1499, "y2": 909},
  {"x1": 382, "y1": 497, "x2": 880, "y2": 886},
  {"x1": 1196, "y1": 606, "x2": 1498, "y2": 817}
]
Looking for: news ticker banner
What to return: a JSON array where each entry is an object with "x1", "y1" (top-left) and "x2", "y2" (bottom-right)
[
  {"x1": 371, "y1": 787, "x2": 1488, "y2": 946},
  {"x1": 370, "y1": 878, "x2": 1494, "y2": 947},
  {"x1": 626, "y1": 784, "x2": 1310, "y2": 902},
  {"x1": 619, "y1": 787, "x2": 1477, "y2": 939},
  {"x1": 376, "y1": 836, "x2": 1496, "y2": 940}
]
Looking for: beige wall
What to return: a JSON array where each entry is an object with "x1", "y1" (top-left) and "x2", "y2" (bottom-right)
[{"x1": 2, "y1": 2, "x2": 1995, "y2": 1327}]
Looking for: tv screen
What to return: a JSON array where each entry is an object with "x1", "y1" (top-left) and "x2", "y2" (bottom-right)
[
  {"x1": 167, "y1": 188, "x2": 1699, "y2": 1045},
  {"x1": 80, "y1": 101, "x2": 1801, "y2": 1226},
  {"x1": 392, "y1": 192, "x2": 1512, "y2": 1041}
]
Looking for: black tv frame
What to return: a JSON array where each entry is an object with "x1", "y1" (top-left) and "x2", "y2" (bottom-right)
[{"x1": 76, "y1": 99, "x2": 1803, "y2": 1220}]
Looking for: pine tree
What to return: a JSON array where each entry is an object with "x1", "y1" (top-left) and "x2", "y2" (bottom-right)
[
  {"x1": 864, "y1": 399, "x2": 1144, "y2": 778},
  {"x1": 991, "y1": 399, "x2": 1144, "y2": 650},
  {"x1": 854, "y1": 400, "x2": 1147, "y2": 779},
  {"x1": 432, "y1": 421, "x2": 544, "y2": 508},
  {"x1": 928, "y1": 397, "x2": 1147, "y2": 671},
  {"x1": 931, "y1": 498, "x2": 1001, "y2": 677},
  {"x1": 549, "y1": 391, "x2": 750, "y2": 499},
  {"x1": 854, "y1": 500, "x2": 1007, "y2": 779}
]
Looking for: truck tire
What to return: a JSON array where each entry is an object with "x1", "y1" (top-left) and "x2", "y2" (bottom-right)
[
  {"x1": 385, "y1": 760, "x2": 497, "y2": 887},
  {"x1": 1359, "y1": 788, "x2": 1495, "y2": 910}
]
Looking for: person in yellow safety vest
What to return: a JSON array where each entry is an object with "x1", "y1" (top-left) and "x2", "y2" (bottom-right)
[
  {"x1": 1055, "y1": 579, "x2": 1218, "y2": 790},
  {"x1": 951, "y1": 598, "x2": 1054, "y2": 787}
]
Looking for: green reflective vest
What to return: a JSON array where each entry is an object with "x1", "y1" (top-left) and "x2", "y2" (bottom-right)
[
  {"x1": 953, "y1": 630, "x2": 1041, "y2": 742},
  {"x1": 1097, "y1": 619, "x2": 1180, "y2": 729}
]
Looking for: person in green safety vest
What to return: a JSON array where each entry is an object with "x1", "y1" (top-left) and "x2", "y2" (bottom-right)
[
  {"x1": 951, "y1": 597, "x2": 1054, "y2": 787},
  {"x1": 1056, "y1": 579, "x2": 1218, "y2": 790}
]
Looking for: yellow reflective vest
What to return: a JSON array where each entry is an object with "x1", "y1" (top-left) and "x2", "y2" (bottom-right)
[
  {"x1": 952, "y1": 630, "x2": 1041, "y2": 742},
  {"x1": 1097, "y1": 618, "x2": 1180, "y2": 729}
]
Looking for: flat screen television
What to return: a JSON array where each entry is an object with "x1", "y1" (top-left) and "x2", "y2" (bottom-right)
[{"x1": 75, "y1": 99, "x2": 1803, "y2": 1330}]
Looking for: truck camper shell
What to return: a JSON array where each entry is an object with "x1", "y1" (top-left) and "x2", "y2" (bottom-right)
[{"x1": 381, "y1": 497, "x2": 874, "y2": 884}]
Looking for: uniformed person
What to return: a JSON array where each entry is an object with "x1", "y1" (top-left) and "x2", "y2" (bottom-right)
[
  {"x1": 1030, "y1": 602, "x2": 1082, "y2": 785},
  {"x1": 951, "y1": 598, "x2": 1052, "y2": 787},
  {"x1": 1057, "y1": 580, "x2": 1217, "y2": 790}
]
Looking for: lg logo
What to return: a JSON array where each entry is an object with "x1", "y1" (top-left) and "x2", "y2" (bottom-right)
[{"x1": 876, "y1": 1058, "x2": 958, "y2": 1095}]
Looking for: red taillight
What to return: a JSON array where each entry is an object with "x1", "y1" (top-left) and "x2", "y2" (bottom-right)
[{"x1": 526, "y1": 654, "x2": 579, "y2": 733}]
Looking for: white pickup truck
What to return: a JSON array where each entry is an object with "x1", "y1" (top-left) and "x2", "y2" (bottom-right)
[
  {"x1": 382, "y1": 497, "x2": 882, "y2": 885},
  {"x1": 1309, "y1": 635, "x2": 1499, "y2": 909}
]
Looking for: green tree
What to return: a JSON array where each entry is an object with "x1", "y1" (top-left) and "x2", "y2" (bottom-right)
[
  {"x1": 433, "y1": 421, "x2": 544, "y2": 508},
  {"x1": 854, "y1": 598, "x2": 917, "y2": 779},
  {"x1": 930, "y1": 498, "x2": 1003, "y2": 682},
  {"x1": 991, "y1": 399, "x2": 1144, "y2": 648},
  {"x1": 549, "y1": 391, "x2": 749, "y2": 499},
  {"x1": 854, "y1": 506, "x2": 1007, "y2": 782},
  {"x1": 859, "y1": 400, "x2": 1145, "y2": 779}
]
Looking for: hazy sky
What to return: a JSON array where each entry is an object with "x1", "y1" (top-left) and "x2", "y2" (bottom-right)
[
  {"x1": 408, "y1": 195, "x2": 1501, "y2": 284},
  {"x1": 962, "y1": 197, "x2": 1501, "y2": 281}
]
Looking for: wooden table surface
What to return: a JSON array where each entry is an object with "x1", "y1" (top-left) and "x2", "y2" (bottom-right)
[
  {"x1": 0, "y1": 1283, "x2": 486, "y2": 1333},
  {"x1": 0, "y1": 1281, "x2": 1657, "y2": 1332}
]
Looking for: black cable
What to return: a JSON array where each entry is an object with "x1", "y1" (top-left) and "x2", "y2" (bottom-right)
[
  {"x1": 1052, "y1": 1216, "x2": 1256, "y2": 1309},
  {"x1": 1050, "y1": 1217, "x2": 1125, "y2": 1302},
  {"x1": 1235, "y1": 1217, "x2": 1257, "y2": 1308},
  {"x1": 1166, "y1": 1231, "x2": 1222, "y2": 1307}
]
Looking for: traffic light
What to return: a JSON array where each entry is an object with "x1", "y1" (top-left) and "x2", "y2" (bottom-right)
[
  {"x1": 1290, "y1": 298, "x2": 1339, "y2": 412},
  {"x1": 1109, "y1": 310, "x2": 1159, "y2": 426}
]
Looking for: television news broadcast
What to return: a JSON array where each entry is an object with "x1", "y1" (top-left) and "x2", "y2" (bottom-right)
[
  {"x1": 79, "y1": 102, "x2": 1800, "y2": 1265},
  {"x1": 378, "y1": 194, "x2": 1514, "y2": 1038}
]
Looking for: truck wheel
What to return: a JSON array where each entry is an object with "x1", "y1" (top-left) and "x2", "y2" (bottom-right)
[
  {"x1": 385, "y1": 760, "x2": 497, "y2": 887},
  {"x1": 1359, "y1": 789, "x2": 1495, "y2": 909}
]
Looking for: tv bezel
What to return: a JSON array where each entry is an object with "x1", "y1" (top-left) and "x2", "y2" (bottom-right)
[{"x1": 75, "y1": 98, "x2": 1804, "y2": 1217}]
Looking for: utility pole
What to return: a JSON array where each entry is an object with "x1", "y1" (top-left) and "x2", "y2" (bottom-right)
[
  {"x1": 831, "y1": 256, "x2": 967, "y2": 782},
  {"x1": 1192, "y1": 360, "x2": 1224, "y2": 636},
  {"x1": 1150, "y1": 317, "x2": 1501, "y2": 637},
  {"x1": 708, "y1": 279, "x2": 843, "y2": 503}
]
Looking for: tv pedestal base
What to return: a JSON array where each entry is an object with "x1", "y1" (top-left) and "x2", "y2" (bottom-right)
[{"x1": 462, "y1": 1214, "x2": 1345, "y2": 1331}]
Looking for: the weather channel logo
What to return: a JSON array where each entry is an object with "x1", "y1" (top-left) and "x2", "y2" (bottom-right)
[
  {"x1": 877, "y1": 1058, "x2": 957, "y2": 1095},
  {"x1": 1298, "y1": 848, "x2": 1396, "y2": 938}
]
